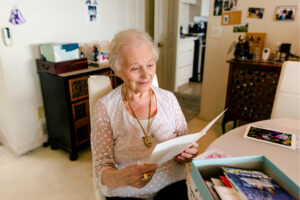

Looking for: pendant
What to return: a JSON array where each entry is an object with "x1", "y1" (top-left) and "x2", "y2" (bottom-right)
[{"x1": 143, "y1": 135, "x2": 153, "y2": 147}]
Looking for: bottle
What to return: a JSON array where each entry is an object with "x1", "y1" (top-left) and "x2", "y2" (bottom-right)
[{"x1": 92, "y1": 45, "x2": 99, "y2": 61}]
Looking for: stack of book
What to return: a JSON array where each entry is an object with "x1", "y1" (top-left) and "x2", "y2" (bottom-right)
[{"x1": 203, "y1": 167, "x2": 296, "y2": 200}]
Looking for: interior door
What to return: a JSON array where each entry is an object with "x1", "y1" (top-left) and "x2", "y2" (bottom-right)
[{"x1": 154, "y1": 0, "x2": 179, "y2": 91}]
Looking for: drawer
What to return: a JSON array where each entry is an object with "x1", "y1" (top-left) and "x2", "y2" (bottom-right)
[
  {"x1": 177, "y1": 50, "x2": 194, "y2": 68},
  {"x1": 72, "y1": 99, "x2": 89, "y2": 122},
  {"x1": 69, "y1": 76, "x2": 89, "y2": 102},
  {"x1": 181, "y1": 0, "x2": 196, "y2": 4},
  {"x1": 176, "y1": 65, "x2": 193, "y2": 86},
  {"x1": 74, "y1": 119, "x2": 90, "y2": 146},
  {"x1": 178, "y1": 40, "x2": 195, "y2": 52}
]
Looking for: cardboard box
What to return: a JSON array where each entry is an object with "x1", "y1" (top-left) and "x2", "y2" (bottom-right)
[
  {"x1": 40, "y1": 43, "x2": 79, "y2": 62},
  {"x1": 190, "y1": 155, "x2": 299, "y2": 200}
]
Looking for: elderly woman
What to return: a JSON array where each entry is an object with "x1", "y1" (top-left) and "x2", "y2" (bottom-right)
[{"x1": 91, "y1": 29, "x2": 198, "y2": 200}]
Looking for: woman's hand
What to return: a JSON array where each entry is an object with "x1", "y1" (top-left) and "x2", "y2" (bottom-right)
[
  {"x1": 102, "y1": 163, "x2": 157, "y2": 189},
  {"x1": 175, "y1": 144, "x2": 198, "y2": 164},
  {"x1": 119, "y1": 163, "x2": 158, "y2": 188}
]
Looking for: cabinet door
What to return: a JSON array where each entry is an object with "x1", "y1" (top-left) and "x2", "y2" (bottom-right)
[
  {"x1": 69, "y1": 76, "x2": 89, "y2": 102},
  {"x1": 74, "y1": 119, "x2": 90, "y2": 146},
  {"x1": 227, "y1": 64, "x2": 280, "y2": 121},
  {"x1": 72, "y1": 99, "x2": 89, "y2": 121},
  {"x1": 72, "y1": 99, "x2": 90, "y2": 146}
]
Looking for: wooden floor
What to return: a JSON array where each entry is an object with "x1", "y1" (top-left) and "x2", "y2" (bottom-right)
[{"x1": 177, "y1": 82, "x2": 202, "y2": 96}]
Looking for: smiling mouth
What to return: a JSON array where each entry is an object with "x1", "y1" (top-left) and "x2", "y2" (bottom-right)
[{"x1": 139, "y1": 81, "x2": 150, "y2": 85}]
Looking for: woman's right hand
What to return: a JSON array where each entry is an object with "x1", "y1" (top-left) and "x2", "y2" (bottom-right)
[{"x1": 118, "y1": 163, "x2": 158, "y2": 189}]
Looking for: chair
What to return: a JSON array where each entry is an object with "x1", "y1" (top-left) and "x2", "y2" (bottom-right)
[
  {"x1": 152, "y1": 74, "x2": 159, "y2": 87},
  {"x1": 88, "y1": 74, "x2": 159, "y2": 200},
  {"x1": 88, "y1": 75, "x2": 113, "y2": 200},
  {"x1": 271, "y1": 61, "x2": 300, "y2": 120}
]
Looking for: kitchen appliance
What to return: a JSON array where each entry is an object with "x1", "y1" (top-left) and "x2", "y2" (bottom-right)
[
  {"x1": 189, "y1": 16, "x2": 208, "y2": 35},
  {"x1": 190, "y1": 35, "x2": 206, "y2": 83},
  {"x1": 189, "y1": 17, "x2": 207, "y2": 83}
]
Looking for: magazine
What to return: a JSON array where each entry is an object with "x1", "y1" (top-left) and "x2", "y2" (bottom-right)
[
  {"x1": 222, "y1": 167, "x2": 296, "y2": 200},
  {"x1": 243, "y1": 125, "x2": 297, "y2": 150}
]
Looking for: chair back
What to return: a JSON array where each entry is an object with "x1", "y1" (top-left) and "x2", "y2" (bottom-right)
[
  {"x1": 88, "y1": 75, "x2": 112, "y2": 200},
  {"x1": 152, "y1": 74, "x2": 159, "y2": 87},
  {"x1": 271, "y1": 61, "x2": 300, "y2": 119},
  {"x1": 87, "y1": 74, "x2": 158, "y2": 200}
]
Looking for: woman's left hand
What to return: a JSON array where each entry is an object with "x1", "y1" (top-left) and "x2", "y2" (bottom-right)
[{"x1": 175, "y1": 144, "x2": 198, "y2": 164}]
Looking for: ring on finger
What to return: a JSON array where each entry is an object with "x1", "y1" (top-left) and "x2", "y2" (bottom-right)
[{"x1": 141, "y1": 173, "x2": 150, "y2": 181}]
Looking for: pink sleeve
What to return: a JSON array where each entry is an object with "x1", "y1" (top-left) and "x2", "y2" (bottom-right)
[{"x1": 90, "y1": 100, "x2": 115, "y2": 188}]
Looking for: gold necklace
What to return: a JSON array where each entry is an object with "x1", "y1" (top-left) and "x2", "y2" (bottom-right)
[{"x1": 123, "y1": 86, "x2": 153, "y2": 147}]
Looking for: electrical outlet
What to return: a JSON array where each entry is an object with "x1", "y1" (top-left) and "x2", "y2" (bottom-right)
[
  {"x1": 37, "y1": 106, "x2": 45, "y2": 119},
  {"x1": 42, "y1": 120, "x2": 48, "y2": 135},
  {"x1": 211, "y1": 26, "x2": 222, "y2": 38}
]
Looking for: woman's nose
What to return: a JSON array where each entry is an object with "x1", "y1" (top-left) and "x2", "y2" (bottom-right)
[{"x1": 140, "y1": 66, "x2": 150, "y2": 78}]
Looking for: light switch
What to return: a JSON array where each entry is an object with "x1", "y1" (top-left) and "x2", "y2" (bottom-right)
[{"x1": 211, "y1": 26, "x2": 222, "y2": 38}]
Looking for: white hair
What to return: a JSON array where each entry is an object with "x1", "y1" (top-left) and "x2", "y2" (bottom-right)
[{"x1": 109, "y1": 29, "x2": 159, "y2": 74}]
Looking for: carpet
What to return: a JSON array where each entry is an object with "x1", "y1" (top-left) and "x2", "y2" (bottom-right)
[{"x1": 174, "y1": 92, "x2": 201, "y2": 122}]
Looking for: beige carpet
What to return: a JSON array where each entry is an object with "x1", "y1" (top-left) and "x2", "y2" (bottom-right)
[{"x1": 0, "y1": 117, "x2": 222, "y2": 200}]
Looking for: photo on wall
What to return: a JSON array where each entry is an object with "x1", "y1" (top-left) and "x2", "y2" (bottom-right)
[
  {"x1": 275, "y1": 5, "x2": 297, "y2": 21},
  {"x1": 214, "y1": 0, "x2": 223, "y2": 16},
  {"x1": 233, "y1": 22, "x2": 248, "y2": 33},
  {"x1": 223, "y1": 0, "x2": 238, "y2": 12},
  {"x1": 248, "y1": 7, "x2": 264, "y2": 19},
  {"x1": 85, "y1": 0, "x2": 99, "y2": 23}
]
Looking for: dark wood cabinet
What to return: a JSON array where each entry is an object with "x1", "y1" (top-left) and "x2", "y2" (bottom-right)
[
  {"x1": 38, "y1": 65, "x2": 121, "y2": 160},
  {"x1": 222, "y1": 60, "x2": 282, "y2": 133}
]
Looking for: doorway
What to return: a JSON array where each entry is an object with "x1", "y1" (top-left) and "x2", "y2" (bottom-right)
[{"x1": 145, "y1": 0, "x2": 209, "y2": 121}]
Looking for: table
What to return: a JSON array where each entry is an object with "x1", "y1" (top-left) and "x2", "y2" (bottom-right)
[{"x1": 207, "y1": 118, "x2": 300, "y2": 186}]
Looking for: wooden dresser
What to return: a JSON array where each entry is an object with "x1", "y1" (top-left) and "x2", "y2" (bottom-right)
[
  {"x1": 38, "y1": 66, "x2": 121, "y2": 160},
  {"x1": 222, "y1": 60, "x2": 282, "y2": 133}
]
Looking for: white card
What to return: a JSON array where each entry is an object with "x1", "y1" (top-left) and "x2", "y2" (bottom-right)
[{"x1": 147, "y1": 110, "x2": 226, "y2": 165}]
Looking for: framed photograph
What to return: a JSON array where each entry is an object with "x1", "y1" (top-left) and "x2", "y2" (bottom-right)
[
  {"x1": 233, "y1": 22, "x2": 248, "y2": 32},
  {"x1": 223, "y1": 15, "x2": 229, "y2": 24},
  {"x1": 214, "y1": 0, "x2": 223, "y2": 16},
  {"x1": 223, "y1": 0, "x2": 238, "y2": 12},
  {"x1": 248, "y1": 7, "x2": 264, "y2": 19},
  {"x1": 275, "y1": 5, "x2": 297, "y2": 21},
  {"x1": 243, "y1": 125, "x2": 297, "y2": 150},
  {"x1": 85, "y1": 0, "x2": 99, "y2": 23}
]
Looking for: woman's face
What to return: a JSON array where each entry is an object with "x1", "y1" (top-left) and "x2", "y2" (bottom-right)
[{"x1": 118, "y1": 43, "x2": 156, "y2": 93}]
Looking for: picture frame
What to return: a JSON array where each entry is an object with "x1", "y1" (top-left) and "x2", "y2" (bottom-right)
[
  {"x1": 213, "y1": 0, "x2": 223, "y2": 16},
  {"x1": 223, "y1": 0, "x2": 238, "y2": 12},
  {"x1": 248, "y1": 7, "x2": 264, "y2": 19},
  {"x1": 275, "y1": 5, "x2": 297, "y2": 21},
  {"x1": 221, "y1": 11, "x2": 241, "y2": 25},
  {"x1": 233, "y1": 22, "x2": 248, "y2": 32},
  {"x1": 223, "y1": 15, "x2": 229, "y2": 24}
]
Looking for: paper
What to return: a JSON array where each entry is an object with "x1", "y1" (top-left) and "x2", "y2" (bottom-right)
[
  {"x1": 193, "y1": 147, "x2": 231, "y2": 160},
  {"x1": 147, "y1": 110, "x2": 226, "y2": 165}
]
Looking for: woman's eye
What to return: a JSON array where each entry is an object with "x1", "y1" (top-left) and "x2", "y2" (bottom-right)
[
  {"x1": 147, "y1": 64, "x2": 154, "y2": 68},
  {"x1": 131, "y1": 67, "x2": 140, "y2": 71}
]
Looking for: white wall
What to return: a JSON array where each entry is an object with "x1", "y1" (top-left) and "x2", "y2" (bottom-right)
[
  {"x1": 0, "y1": 0, "x2": 145, "y2": 155},
  {"x1": 200, "y1": 0, "x2": 300, "y2": 120}
]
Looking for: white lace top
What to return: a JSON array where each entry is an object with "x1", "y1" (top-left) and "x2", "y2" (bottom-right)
[{"x1": 91, "y1": 85, "x2": 188, "y2": 199}]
